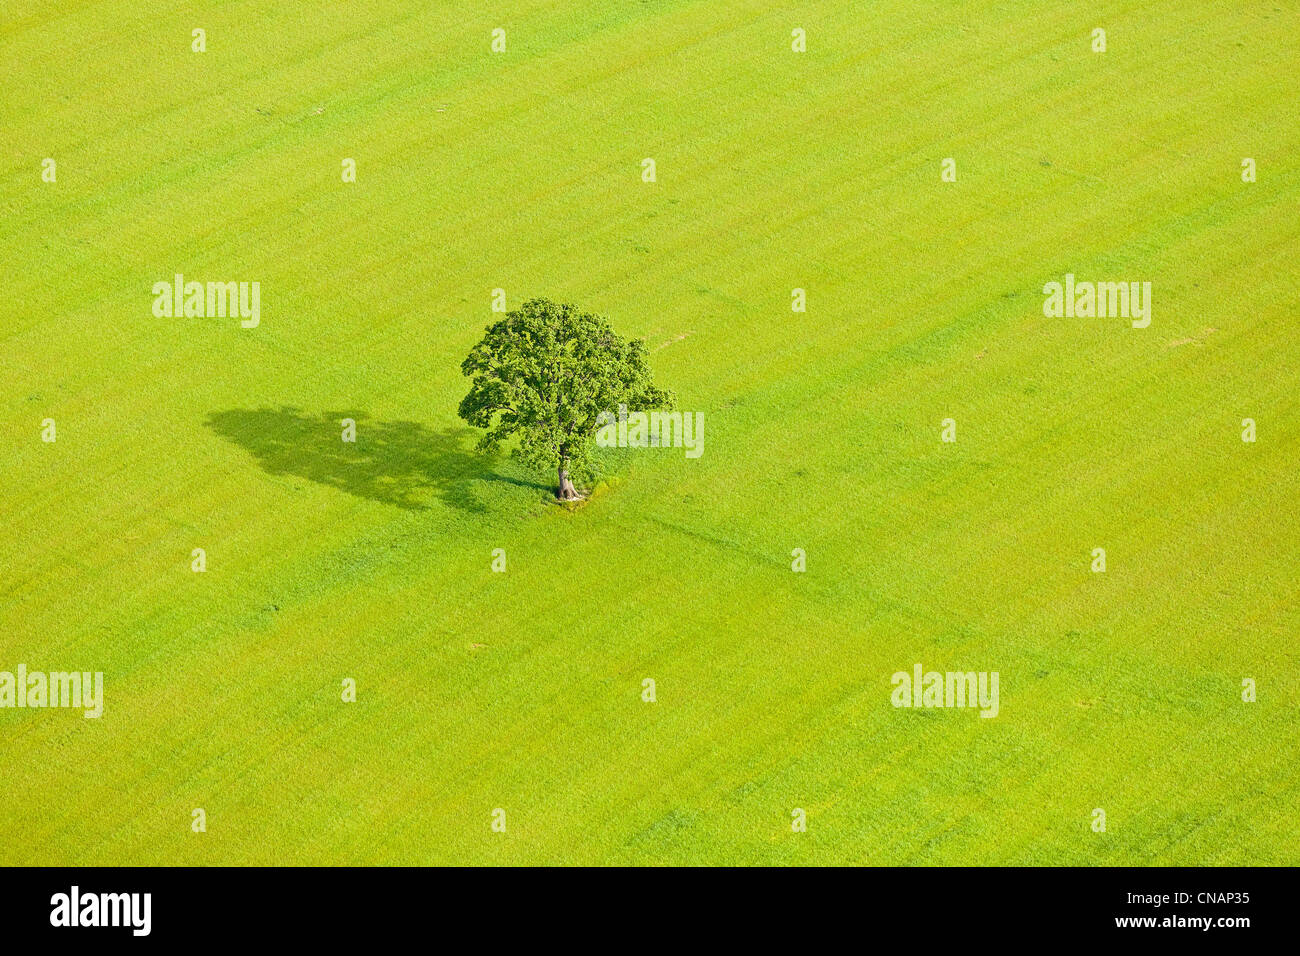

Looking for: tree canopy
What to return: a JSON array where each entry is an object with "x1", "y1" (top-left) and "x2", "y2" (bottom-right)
[{"x1": 458, "y1": 298, "x2": 672, "y2": 499}]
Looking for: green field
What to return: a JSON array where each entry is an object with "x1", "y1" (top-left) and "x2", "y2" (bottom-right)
[{"x1": 2, "y1": 0, "x2": 1297, "y2": 865}]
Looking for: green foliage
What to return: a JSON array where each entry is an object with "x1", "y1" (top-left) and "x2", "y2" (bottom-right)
[{"x1": 458, "y1": 298, "x2": 672, "y2": 483}]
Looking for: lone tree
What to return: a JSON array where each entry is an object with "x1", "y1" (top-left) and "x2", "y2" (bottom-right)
[{"x1": 458, "y1": 298, "x2": 672, "y2": 500}]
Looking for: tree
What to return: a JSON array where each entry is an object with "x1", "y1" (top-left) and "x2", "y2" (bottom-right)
[{"x1": 458, "y1": 298, "x2": 673, "y2": 500}]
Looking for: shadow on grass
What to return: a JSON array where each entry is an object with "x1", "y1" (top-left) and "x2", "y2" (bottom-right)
[{"x1": 205, "y1": 406, "x2": 546, "y2": 512}]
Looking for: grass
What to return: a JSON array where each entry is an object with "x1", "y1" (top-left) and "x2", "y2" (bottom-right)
[{"x1": 1, "y1": 0, "x2": 1297, "y2": 865}]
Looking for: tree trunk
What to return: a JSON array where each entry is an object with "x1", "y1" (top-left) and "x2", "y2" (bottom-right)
[{"x1": 557, "y1": 463, "x2": 579, "y2": 500}]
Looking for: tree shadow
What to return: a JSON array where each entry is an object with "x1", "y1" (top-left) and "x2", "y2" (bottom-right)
[{"x1": 205, "y1": 406, "x2": 546, "y2": 512}]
